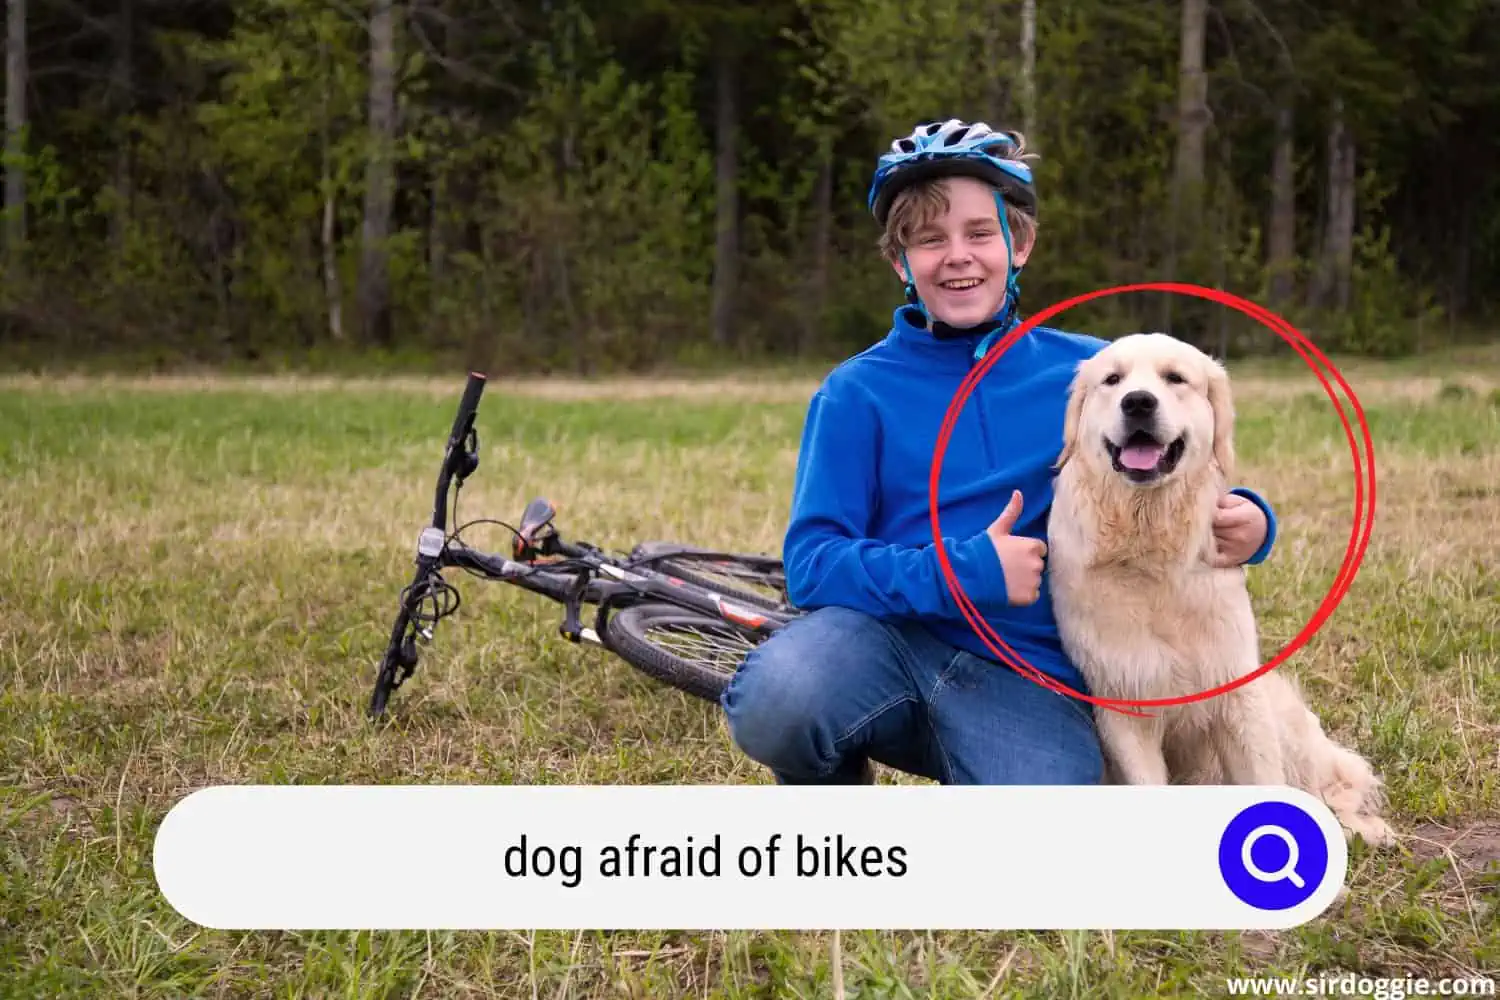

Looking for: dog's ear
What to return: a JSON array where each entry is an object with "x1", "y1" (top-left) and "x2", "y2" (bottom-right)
[
  {"x1": 1205, "y1": 356, "x2": 1235, "y2": 479},
  {"x1": 1055, "y1": 365, "x2": 1088, "y2": 469}
]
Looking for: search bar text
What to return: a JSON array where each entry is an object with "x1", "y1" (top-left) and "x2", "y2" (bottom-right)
[{"x1": 152, "y1": 784, "x2": 1350, "y2": 930}]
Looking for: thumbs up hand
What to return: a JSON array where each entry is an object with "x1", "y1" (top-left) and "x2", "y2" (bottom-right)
[{"x1": 986, "y1": 490, "x2": 1046, "y2": 606}]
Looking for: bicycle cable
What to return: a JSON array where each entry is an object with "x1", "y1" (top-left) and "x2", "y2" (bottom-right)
[
  {"x1": 400, "y1": 568, "x2": 461, "y2": 636},
  {"x1": 444, "y1": 478, "x2": 587, "y2": 580}
]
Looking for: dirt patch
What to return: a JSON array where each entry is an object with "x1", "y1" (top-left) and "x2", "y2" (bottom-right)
[
  {"x1": 2, "y1": 790, "x2": 98, "y2": 838},
  {"x1": 1405, "y1": 820, "x2": 1500, "y2": 874},
  {"x1": 1394, "y1": 819, "x2": 1500, "y2": 929},
  {"x1": 1236, "y1": 930, "x2": 1280, "y2": 962}
]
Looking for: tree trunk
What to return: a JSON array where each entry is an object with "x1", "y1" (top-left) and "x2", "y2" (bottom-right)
[
  {"x1": 109, "y1": 0, "x2": 133, "y2": 255},
  {"x1": 1019, "y1": 0, "x2": 1036, "y2": 137},
  {"x1": 322, "y1": 170, "x2": 343, "y2": 343},
  {"x1": 981, "y1": 1, "x2": 1004, "y2": 125},
  {"x1": 557, "y1": 6, "x2": 580, "y2": 370},
  {"x1": 320, "y1": 37, "x2": 344, "y2": 342},
  {"x1": 1174, "y1": 0, "x2": 1208, "y2": 206},
  {"x1": 1267, "y1": 99, "x2": 1296, "y2": 308},
  {"x1": 357, "y1": 0, "x2": 398, "y2": 347},
  {"x1": 1451, "y1": 210, "x2": 1471, "y2": 319},
  {"x1": 709, "y1": 36, "x2": 739, "y2": 349},
  {"x1": 802, "y1": 138, "x2": 832, "y2": 356},
  {"x1": 1331, "y1": 119, "x2": 1355, "y2": 311},
  {"x1": 428, "y1": 171, "x2": 443, "y2": 314},
  {"x1": 1309, "y1": 97, "x2": 1354, "y2": 312},
  {"x1": 4, "y1": 0, "x2": 26, "y2": 272},
  {"x1": 1215, "y1": 134, "x2": 1233, "y2": 358},
  {"x1": 1165, "y1": 0, "x2": 1208, "y2": 336}
]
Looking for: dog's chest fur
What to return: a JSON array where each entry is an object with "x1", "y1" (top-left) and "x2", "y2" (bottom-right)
[{"x1": 1047, "y1": 468, "x2": 1260, "y2": 708}]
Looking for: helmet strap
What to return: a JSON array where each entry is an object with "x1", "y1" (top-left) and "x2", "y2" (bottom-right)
[
  {"x1": 900, "y1": 251, "x2": 930, "y2": 323},
  {"x1": 897, "y1": 197, "x2": 1028, "y2": 349},
  {"x1": 974, "y1": 192, "x2": 1026, "y2": 361}
]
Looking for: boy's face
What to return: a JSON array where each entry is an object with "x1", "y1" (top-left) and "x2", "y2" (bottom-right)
[{"x1": 892, "y1": 176, "x2": 1032, "y2": 329}]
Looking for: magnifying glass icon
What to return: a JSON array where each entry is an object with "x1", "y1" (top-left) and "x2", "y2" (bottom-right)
[{"x1": 1241, "y1": 824, "x2": 1304, "y2": 888}]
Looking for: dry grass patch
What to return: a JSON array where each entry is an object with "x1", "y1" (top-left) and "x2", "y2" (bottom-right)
[{"x1": 0, "y1": 370, "x2": 830, "y2": 404}]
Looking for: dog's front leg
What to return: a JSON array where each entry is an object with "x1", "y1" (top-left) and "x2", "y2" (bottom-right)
[
  {"x1": 1210, "y1": 686, "x2": 1286, "y2": 786},
  {"x1": 1095, "y1": 710, "x2": 1171, "y2": 785}
]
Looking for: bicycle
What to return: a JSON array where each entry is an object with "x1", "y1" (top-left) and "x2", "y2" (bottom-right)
[{"x1": 367, "y1": 371, "x2": 805, "y2": 719}]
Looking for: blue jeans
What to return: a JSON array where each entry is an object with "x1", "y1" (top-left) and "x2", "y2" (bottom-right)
[{"x1": 720, "y1": 606, "x2": 1104, "y2": 784}]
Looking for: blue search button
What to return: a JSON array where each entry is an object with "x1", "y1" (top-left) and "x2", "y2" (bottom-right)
[{"x1": 1218, "y1": 800, "x2": 1330, "y2": 910}]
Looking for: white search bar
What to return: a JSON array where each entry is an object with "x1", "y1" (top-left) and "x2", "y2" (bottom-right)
[{"x1": 152, "y1": 784, "x2": 1348, "y2": 930}]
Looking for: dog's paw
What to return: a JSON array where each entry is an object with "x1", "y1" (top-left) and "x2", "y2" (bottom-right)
[{"x1": 1341, "y1": 814, "x2": 1398, "y2": 849}]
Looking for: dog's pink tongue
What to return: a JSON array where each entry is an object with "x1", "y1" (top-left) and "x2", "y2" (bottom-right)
[{"x1": 1121, "y1": 443, "x2": 1164, "y2": 470}]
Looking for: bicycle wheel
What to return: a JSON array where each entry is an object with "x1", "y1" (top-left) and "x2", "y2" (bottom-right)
[
  {"x1": 602, "y1": 601, "x2": 768, "y2": 702},
  {"x1": 628, "y1": 544, "x2": 789, "y2": 611}
]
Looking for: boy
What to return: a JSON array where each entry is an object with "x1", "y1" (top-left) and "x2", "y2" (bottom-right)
[{"x1": 719, "y1": 119, "x2": 1276, "y2": 785}]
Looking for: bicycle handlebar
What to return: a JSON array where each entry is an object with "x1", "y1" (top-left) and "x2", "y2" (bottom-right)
[{"x1": 431, "y1": 370, "x2": 487, "y2": 533}]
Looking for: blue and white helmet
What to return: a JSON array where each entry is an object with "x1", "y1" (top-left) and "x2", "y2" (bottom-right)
[{"x1": 868, "y1": 119, "x2": 1037, "y2": 227}]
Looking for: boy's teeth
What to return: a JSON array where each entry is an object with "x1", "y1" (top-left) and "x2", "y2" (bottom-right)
[{"x1": 944, "y1": 279, "x2": 981, "y2": 289}]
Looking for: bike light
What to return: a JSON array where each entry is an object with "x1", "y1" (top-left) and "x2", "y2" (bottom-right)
[{"x1": 417, "y1": 527, "x2": 445, "y2": 559}]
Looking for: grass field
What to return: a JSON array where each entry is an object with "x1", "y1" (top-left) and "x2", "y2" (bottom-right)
[{"x1": 2, "y1": 348, "x2": 1499, "y2": 998}]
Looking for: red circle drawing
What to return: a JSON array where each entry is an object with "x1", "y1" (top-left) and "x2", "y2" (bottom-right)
[{"x1": 927, "y1": 282, "x2": 1375, "y2": 716}]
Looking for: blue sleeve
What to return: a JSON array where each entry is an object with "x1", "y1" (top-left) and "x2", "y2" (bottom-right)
[
  {"x1": 780, "y1": 387, "x2": 1012, "y2": 619},
  {"x1": 1229, "y1": 487, "x2": 1278, "y2": 565}
]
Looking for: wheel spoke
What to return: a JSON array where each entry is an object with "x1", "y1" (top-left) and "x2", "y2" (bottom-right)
[{"x1": 642, "y1": 622, "x2": 756, "y2": 673}]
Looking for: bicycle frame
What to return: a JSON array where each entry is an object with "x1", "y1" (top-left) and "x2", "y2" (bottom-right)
[
  {"x1": 439, "y1": 538, "x2": 800, "y2": 643},
  {"x1": 369, "y1": 371, "x2": 799, "y2": 718}
]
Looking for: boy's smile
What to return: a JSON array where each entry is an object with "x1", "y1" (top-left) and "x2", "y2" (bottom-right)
[{"x1": 894, "y1": 176, "x2": 1033, "y2": 329}]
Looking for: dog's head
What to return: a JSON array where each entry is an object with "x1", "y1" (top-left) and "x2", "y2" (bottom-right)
[{"x1": 1057, "y1": 333, "x2": 1235, "y2": 487}]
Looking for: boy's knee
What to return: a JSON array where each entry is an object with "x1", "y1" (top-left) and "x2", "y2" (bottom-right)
[
  {"x1": 720, "y1": 606, "x2": 882, "y2": 768},
  {"x1": 1040, "y1": 706, "x2": 1106, "y2": 785},
  {"x1": 1068, "y1": 735, "x2": 1107, "y2": 785}
]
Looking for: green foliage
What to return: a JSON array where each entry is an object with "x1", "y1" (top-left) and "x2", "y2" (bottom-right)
[
  {"x1": 1323, "y1": 225, "x2": 1444, "y2": 356},
  {"x1": 436, "y1": 3, "x2": 716, "y2": 370},
  {"x1": 185, "y1": 0, "x2": 370, "y2": 348},
  {"x1": 1, "y1": 0, "x2": 1496, "y2": 369}
]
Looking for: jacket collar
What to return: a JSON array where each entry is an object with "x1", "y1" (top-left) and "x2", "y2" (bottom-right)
[{"x1": 887, "y1": 302, "x2": 1024, "y2": 368}]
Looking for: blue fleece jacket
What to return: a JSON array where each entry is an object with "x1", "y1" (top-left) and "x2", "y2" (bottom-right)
[{"x1": 782, "y1": 305, "x2": 1277, "y2": 694}]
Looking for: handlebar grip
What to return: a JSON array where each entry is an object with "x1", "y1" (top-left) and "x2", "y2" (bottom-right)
[
  {"x1": 430, "y1": 371, "x2": 488, "y2": 533},
  {"x1": 448, "y1": 371, "x2": 487, "y2": 445}
]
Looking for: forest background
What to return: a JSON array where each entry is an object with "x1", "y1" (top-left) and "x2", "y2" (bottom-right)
[{"x1": 2, "y1": 0, "x2": 1497, "y2": 375}]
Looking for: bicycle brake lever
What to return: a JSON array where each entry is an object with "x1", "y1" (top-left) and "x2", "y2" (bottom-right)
[
  {"x1": 456, "y1": 427, "x2": 480, "y2": 482},
  {"x1": 558, "y1": 569, "x2": 588, "y2": 642},
  {"x1": 514, "y1": 497, "x2": 559, "y2": 559}
]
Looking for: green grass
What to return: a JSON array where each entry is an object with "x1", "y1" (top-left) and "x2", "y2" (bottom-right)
[{"x1": 2, "y1": 360, "x2": 1499, "y2": 998}]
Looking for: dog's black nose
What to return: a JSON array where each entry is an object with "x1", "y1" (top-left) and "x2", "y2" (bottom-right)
[{"x1": 1120, "y1": 390, "x2": 1157, "y2": 418}]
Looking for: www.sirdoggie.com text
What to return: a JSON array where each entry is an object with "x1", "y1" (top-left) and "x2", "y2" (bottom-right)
[{"x1": 500, "y1": 833, "x2": 909, "y2": 888}]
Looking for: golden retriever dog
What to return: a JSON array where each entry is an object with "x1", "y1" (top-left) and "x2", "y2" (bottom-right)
[{"x1": 1047, "y1": 332, "x2": 1395, "y2": 847}]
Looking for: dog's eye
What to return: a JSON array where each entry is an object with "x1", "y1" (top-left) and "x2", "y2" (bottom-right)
[
  {"x1": 1102, "y1": 372, "x2": 1122, "y2": 386},
  {"x1": 1163, "y1": 370, "x2": 1186, "y2": 385}
]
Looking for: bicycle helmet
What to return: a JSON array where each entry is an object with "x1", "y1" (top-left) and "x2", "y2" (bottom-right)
[{"x1": 867, "y1": 118, "x2": 1037, "y2": 227}]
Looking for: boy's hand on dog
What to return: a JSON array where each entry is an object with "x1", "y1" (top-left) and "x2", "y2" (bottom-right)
[
  {"x1": 1211, "y1": 494, "x2": 1268, "y2": 567},
  {"x1": 987, "y1": 490, "x2": 1046, "y2": 605}
]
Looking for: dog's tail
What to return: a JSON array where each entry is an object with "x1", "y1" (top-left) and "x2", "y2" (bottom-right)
[{"x1": 1270, "y1": 674, "x2": 1395, "y2": 844}]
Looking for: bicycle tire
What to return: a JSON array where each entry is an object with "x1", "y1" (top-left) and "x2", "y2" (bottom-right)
[
  {"x1": 629, "y1": 545, "x2": 789, "y2": 611},
  {"x1": 602, "y1": 601, "x2": 768, "y2": 702}
]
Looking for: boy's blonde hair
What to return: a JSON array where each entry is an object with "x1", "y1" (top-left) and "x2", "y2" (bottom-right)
[{"x1": 878, "y1": 132, "x2": 1040, "y2": 265}]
